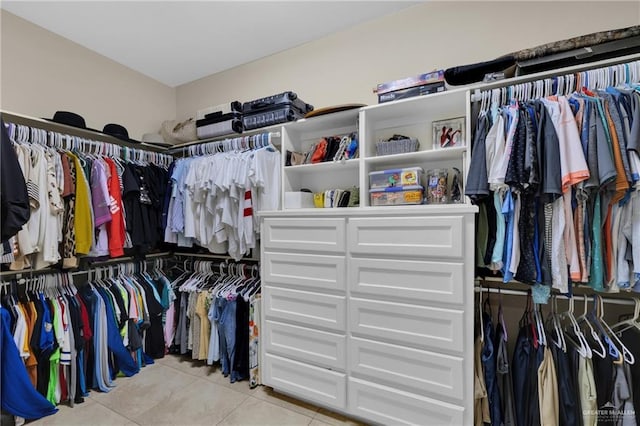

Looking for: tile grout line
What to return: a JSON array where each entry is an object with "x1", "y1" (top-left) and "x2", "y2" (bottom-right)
[
  {"x1": 214, "y1": 393, "x2": 253, "y2": 425},
  {"x1": 87, "y1": 397, "x2": 142, "y2": 425},
  {"x1": 252, "y1": 395, "x2": 318, "y2": 422}
]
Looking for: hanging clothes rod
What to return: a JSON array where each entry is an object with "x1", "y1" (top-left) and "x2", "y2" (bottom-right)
[
  {"x1": 1, "y1": 110, "x2": 168, "y2": 153},
  {"x1": 172, "y1": 252, "x2": 260, "y2": 263},
  {"x1": 474, "y1": 286, "x2": 639, "y2": 306},
  {"x1": 167, "y1": 129, "x2": 281, "y2": 154},
  {"x1": 470, "y1": 54, "x2": 640, "y2": 102},
  {"x1": 2, "y1": 111, "x2": 173, "y2": 167},
  {"x1": 0, "y1": 252, "x2": 173, "y2": 279}
]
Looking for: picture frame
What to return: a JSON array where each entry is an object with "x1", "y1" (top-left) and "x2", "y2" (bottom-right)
[{"x1": 432, "y1": 117, "x2": 465, "y2": 149}]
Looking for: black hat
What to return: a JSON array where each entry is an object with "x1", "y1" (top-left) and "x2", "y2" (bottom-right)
[
  {"x1": 102, "y1": 123, "x2": 140, "y2": 144},
  {"x1": 45, "y1": 111, "x2": 100, "y2": 132}
]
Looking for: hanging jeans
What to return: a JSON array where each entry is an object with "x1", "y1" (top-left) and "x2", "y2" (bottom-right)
[
  {"x1": 214, "y1": 296, "x2": 237, "y2": 379},
  {"x1": 512, "y1": 326, "x2": 533, "y2": 426},
  {"x1": 482, "y1": 313, "x2": 502, "y2": 426},
  {"x1": 551, "y1": 344, "x2": 579, "y2": 426}
]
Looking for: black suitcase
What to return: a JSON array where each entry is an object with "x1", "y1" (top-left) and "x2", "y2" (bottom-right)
[
  {"x1": 242, "y1": 91, "x2": 313, "y2": 115},
  {"x1": 243, "y1": 105, "x2": 307, "y2": 130}
]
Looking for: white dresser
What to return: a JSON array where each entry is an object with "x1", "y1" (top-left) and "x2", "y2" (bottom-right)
[{"x1": 260, "y1": 206, "x2": 476, "y2": 425}]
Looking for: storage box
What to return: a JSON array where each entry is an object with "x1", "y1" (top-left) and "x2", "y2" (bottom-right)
[
  {"x1": 369, "y1": 167, "x2": 423, "y2": 189},
  {"x1": 376, "y1": 137, "x2": 419, "y2": 156},
  {"x1": 378, "y1": 82, "x2": 446, "y2": 103},
  {"x1": 376, "y1": 70, "x2": 445, "y2": 95},
  {"x1": 369, "y1": 185, "x2": 424, "y2": 206},
  {"x1": 284, "y1": 191, "x2": 315, "y2": 209}
]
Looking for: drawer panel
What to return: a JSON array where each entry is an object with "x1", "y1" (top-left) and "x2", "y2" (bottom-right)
[
  {"x1": 348, "y1": 216, "x2": 464, "y2": 259},
  {"x1": 262, "y1": 218, "x2": 345, "y2": 253},
  {"x1": 264, "y1": 286, "x2": 346, "y2": 332},
  {"x1": 263, "y1": 252, "x2": 346, "y2": 291},
  {"x1": 348, "y1": 378, "x2": 465, "y2": 426},
  {"x1": 350, "y1": 337, "x2": 464, "y2": 400},
  {"x1": 350, "y1": 298, "x2": 464, "y2": 353},
  {"x1": 264, "y1": 353, "x2": 346, "y2": 410},
  {"x1": 349, "y1": 257, "x2": 464, "y2": 304},
  {"x1": 265, "y1": 320, "x2": 346, "y2": 370}
]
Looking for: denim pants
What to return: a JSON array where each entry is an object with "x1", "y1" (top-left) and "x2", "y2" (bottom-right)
[{"x1": 214, "y1": 296, "x2": 237, "y2": 377}]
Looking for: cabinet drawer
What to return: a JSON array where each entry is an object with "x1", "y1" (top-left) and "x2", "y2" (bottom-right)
[
  {"x1": 265, "y1": 320, "x2": 346, "y2": 370},
  {"x1": 264, "y1": 353, "x2": 346, "y2": 411},
  {"x1": 263, "y1": 252, "x2": 346, "y2": 292},
  {"x1": 350, "y1": 337, "x2": 464, "y2": 400},
  {"x1": 348, "y1": 378, "x2": 465, "y2": 426},
  {"x1": 348, "y1": 216, "x2": 464, "y2": 259},
  {"x1": 350, "y1": 298, "x2": 464, "y2": 353},
  {"x1": 349, "y1": 257, "x2": 464, "y2": 304},
  {"x1": 263, "y1": 287, "x2": 346, "y2": 332},
  {"x1": 262, "y1": 218, "x2": 345, "y2": 253}
]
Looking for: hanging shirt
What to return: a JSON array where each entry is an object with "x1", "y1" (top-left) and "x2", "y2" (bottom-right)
[
  {"x1": 68, "y1": 153, "x2": 93, "y2": 255},
  {"x1": 1, "y1": 120, "x2": 30, "y2": 242},
  {"x1": 104, "y1": 158, "x2": 125, "y2": 258}
]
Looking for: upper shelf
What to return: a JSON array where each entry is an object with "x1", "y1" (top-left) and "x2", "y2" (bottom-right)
[
  {"x1": 1, "y1": 109, "x2": 169, "y2": 153},
  {"x1": 365, "y1": 146, "x2": 466, "y2": 165},
  {"x1": 284, "y1": 158, "x2": 359, "y2": 172},
  {"x1": 360, "y1": 88, "x2": 468, "y2": 124}
]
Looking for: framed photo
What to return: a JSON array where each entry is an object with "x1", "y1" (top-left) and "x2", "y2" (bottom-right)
[{"x1": 432, "y1": 117, "x2": 465, "y2": 149}]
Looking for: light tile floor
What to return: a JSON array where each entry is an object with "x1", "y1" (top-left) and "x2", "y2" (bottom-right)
[{"x1": 31, "y1": 356, "x2": 367, "y2": 426}]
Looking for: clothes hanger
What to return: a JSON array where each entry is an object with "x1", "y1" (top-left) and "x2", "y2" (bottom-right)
[
  {"x1": 612, "y1": 297, "x2": 640, "y2": 334},
  {"x1": 561, "y1": 296, "x2": 591, "y2": 358},
  {"x1": 478, "y1": 283, "x2": 484, "y2": 343},
  {"x1": 577, "y1": 295, "x2": 607, "y2": 358},
  {"x1": 546, "y1": 295, "x2": 566, "y2": 351},
  {"x1": 587, "y1": 295, "x2": 621, "y2": 361},
  {"x1": 595, "y1": 295, "x2": 634, "y2": 364}
]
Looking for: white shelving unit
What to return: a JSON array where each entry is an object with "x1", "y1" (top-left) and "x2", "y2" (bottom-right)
[
  {"x1": 261, "y1": 88, "x2": 477, "y2": 425},
  {"x1": 279, "y1": 88, "x2": 471, "y2": 210}
]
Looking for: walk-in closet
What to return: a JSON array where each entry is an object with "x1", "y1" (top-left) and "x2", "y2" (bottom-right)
[{"x1": 1, "y1": 2, "x2": 640, "y2": 426}]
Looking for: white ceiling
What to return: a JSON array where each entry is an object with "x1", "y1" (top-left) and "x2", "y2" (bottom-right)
[{"x1": 2, "y1": 1, "x2": 420, "y2": 87}]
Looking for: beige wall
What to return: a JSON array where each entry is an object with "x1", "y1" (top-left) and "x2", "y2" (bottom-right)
[
  {"x1": 0, "y1": 10, "x2": 176, "y2": 140},
  {"x1": 2, "y1": 2, "x2": 638, "y2": 133},
  {"x1": 176, "y1": 1, "x2": 640, "y2": 120}
]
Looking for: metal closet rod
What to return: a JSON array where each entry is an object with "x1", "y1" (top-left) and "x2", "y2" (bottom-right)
[
  {"x1": 167, "y1": 130, "x2": 281, "y2": 155},
  {"x1": 0, "y1": 252, "x2": 173, "y2": 280},
  {"x1": 172, "y1": 252, "x2": 259, "y2": 263},
  {"x1": 470, "y1": 54, "x2": 640, "y2": 102},
  {"x1": 474, "y1": 285, "x2": 638, "y2": 307}
]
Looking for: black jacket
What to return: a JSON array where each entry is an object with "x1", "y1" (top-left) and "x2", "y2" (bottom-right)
[{"x1": 0, "y1": 118, "x2": 30, "y2": 242}]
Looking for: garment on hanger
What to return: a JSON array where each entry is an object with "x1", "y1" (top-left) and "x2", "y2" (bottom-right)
[
  {"x1": 0, "y1": 119, "x2": 30, "y2": 243},
  {"x1": 0, "y1": 305, "x2": 57, "y2": 420},
  {"x1": 467, "y1": 62, "x2": 640, "y2": 295},
  {"x1": 164, "y1": 135, "x2": 280, "y2": 260},
  {"x1": 166, "y1": 260, "x2": 261, "y2": 386},
  {"x1": 1, "y1": 121, "x2": 171, "y2": 271}
]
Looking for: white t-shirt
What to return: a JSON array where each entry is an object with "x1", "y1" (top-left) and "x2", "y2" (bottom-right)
[{"x1": 250, "y1": 147, "x2": 281, "y2": 213}]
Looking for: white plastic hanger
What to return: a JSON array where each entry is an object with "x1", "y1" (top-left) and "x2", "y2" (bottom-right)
[
  {"x1": 595, "y1": 296, "x2": 634, "y2": 364},
  {"x1": 612, "y1": 298, "x2": 640, "y2": 334},
  {"x1": 562, "y1": 296, "x2": 591, "y2": 358},
  {"x1": 578, "y1": 295, "x2": 607, "y2": 358},
  {"x1": 478, "y1": 284, "x2": 484, "y2": 343}
]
